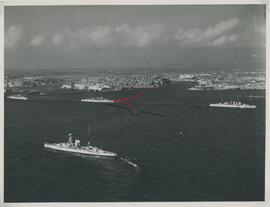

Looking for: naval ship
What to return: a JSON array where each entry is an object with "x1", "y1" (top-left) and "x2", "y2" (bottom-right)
[
  {"x1": 209, "y1": 101, "x2": 256, "y2": 109},
  {"x1": 81, "y1": 97, "x2": 114, "y2": 103},
  {"x1": 44, "y1": 133, "x2": 117, "y2": 157},
  {"x1": 7, "y1": 94, "x2": 28, "y2": 100}
]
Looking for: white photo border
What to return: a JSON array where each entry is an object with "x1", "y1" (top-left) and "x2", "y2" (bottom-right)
[{"x1": 0, "y1": 1, "x2": 269, "y2": 207}]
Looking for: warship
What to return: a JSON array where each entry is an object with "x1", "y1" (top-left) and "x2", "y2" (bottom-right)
[
  {"x1": 7, "y1": 94, "x2": 28, "y2": 100},
  {"x1": 81, "y1": 97, "x2": 114, "y2": 103},
  {"x1": 209, "y1": 101, "x2": 256, "y2": 109},
  {"x1": 44, "y1": 133, "x2": 117, "y2": 157}
]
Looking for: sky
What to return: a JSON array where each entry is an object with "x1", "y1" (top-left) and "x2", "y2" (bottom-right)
[{"x1": 4, "y1": 5, "x2": 266, "y2": 71}]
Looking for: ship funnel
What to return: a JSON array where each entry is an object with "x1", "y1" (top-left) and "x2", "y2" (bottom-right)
[{"x1": 75, "y1": 139, "x2": 80, "y2": 147}]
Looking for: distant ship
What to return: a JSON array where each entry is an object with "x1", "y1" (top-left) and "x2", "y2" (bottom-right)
[
  {"x1": 81, "y1": 97, "x2": 114, "y2": 103},
  {"x1": 209, "y1": 101, "x2": 256, "y2": 109},
  {"x1": 7, "y1": 94, "x2": 28, "y2": 100},
  {"x1": 44, "y1": 133, "x2": 117, "y2": 157},
  {"x1": 188, "y1": 87, "x2": 203, "y2": 91}
]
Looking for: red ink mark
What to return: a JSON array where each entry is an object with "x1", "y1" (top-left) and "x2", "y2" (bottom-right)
[{"x1": 112, "y1": 92, "x2": 144, "y2": 115}]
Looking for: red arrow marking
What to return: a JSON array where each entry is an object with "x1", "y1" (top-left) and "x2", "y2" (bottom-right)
[{"x1": 112, "y1": 92, "x2": 144, "y2": 111}]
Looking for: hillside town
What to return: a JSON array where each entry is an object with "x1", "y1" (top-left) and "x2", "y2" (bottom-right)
[{"x1": 4, "y1": 71, "x2": 265, "y2": 94}]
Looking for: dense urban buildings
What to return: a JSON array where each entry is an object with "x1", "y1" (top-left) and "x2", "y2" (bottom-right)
[{"x1": 4, "y1": 70, "x2": 265, "y2": 94}]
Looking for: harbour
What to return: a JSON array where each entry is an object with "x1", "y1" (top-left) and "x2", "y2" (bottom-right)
[
  {"x1": 4, "y1": 83, "x2": 265, "y2": 202},
  {"x1": 4, "y1": 4, "x2": 266, "y2": 204}
]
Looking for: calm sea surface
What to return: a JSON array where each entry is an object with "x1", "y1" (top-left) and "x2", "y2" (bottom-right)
[{"x1": 4, "y1": 83, "x2": 265, "y2": 202}]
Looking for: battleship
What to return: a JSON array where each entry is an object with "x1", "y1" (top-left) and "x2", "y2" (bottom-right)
[
  {"x1": 7, "y1": 94, "x2": 28, "y2": 100},
  {"x1": 209, "y1": 101, "x2": 256, "y2": 109},
  {"x1": 81, "y1": 97, "x2": 114, "y2": 103},
  {"x1": 44, "y1": 133, "x2": 117, "y2": 157}
]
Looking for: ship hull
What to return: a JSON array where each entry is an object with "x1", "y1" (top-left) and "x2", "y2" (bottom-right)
[
  {"x1": 44, "y1": 143, "x2": 117, "y2": 157},
  {"x1": 81, "y1": 99, "x2": 114, "y2": 103},
  {"x1": 7, "y1": 97, "x2": 28, "y2": 100},
  {"x1": 209, "y1": 104, "x2": 256, "y2": 109}
]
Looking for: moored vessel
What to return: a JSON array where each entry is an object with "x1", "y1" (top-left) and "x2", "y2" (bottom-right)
[
  {"x1": 209, "y1": 101, "x2": 256, "y2": 109},
  {"x1": 7, "y1": 94, "x2": 28, "y2": 100},
  {"x1": 81, "y1": 97, "x2": 114, "y2": 103}
]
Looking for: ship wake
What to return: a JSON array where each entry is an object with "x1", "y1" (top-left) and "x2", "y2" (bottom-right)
[{"x1": 119, "y1": 157, "x2": 141, "y2": 172}]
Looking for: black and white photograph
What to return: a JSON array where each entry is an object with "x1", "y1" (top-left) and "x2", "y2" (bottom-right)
[{"x1": 2, "y1": 1, "x2": 268, "y2": 205}]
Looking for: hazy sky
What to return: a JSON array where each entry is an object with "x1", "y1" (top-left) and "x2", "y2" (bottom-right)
[{"x1": 4, "y1": 5, "x2": 266, "y2": 71}]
